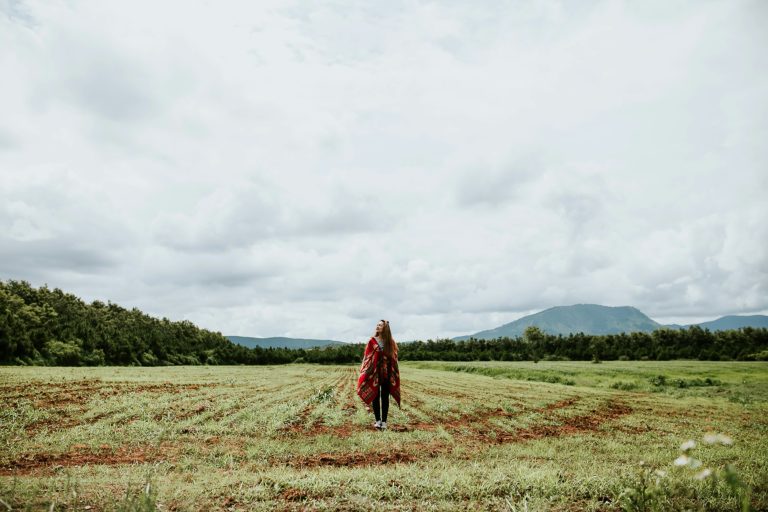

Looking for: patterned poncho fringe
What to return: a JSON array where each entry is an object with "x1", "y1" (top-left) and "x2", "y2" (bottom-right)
[{"x1": 356, "y1": 337, "x2": 401, "y2": 408}]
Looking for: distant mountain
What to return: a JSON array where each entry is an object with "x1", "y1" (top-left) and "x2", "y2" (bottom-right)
[
  {"x1": 453, "y1": 305, "x2": 768, "y2": 340},
  {"x1": 454, "y1": 304, "x2": 661, "y2": 340},
  {"x1": 691, "y1": 315, "x2": 768, "y2": 331},
  {"x1": 226, "y1": 336, "x2": 345, "y2": 349}
]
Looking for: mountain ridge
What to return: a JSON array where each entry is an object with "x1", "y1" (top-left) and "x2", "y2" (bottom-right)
[
  {"x1": 226, "y1": 335, "x2": 345, "y2": 349},
  {"x1": 694, "y1": 315, "x2": 768, "y2": 331},
  {"x1": 453, "y1": 304, "x2": 768, "y2": 340},
  {"x1": 226, "y1": 307, "x2": 768, "y2": 347}
]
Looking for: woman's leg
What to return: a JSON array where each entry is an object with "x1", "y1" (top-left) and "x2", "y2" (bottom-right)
[
  {"x1": 381, "y1": 381, "x2": 390, "y2": 423},
  {"x1": 372, "y1": 385, "x2": 381, "y2": 422}
]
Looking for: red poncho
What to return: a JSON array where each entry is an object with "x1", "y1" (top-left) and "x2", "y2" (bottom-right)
[{"x1": 356, "y1": 337, "x2": 401, "y2": 407}]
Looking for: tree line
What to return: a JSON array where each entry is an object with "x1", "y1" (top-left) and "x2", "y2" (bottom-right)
[
  {"x1": 397, "y1": 326, "x2": 768, "y2": 362},
  {"x1": 1, "y1": 280, "x2": 766, "y2": 366}
]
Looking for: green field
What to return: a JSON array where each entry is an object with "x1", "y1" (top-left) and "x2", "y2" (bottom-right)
[{"x1": 1, "y1": 362, "x2": 767, "y2": 511}]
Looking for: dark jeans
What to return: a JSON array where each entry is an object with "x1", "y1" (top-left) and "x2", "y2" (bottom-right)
[{"x1": 372, "y1": 380, "x2": 390, "y2": 422}]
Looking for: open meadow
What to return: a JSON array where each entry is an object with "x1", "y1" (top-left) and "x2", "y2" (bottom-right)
[{"x1": 1, "y1": 361, "x2": 767, "y2": 511}]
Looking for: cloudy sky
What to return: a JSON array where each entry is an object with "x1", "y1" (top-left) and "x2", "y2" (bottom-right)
[{"x1": 1, "y1": 0, "x2": 766, "y2": 342}]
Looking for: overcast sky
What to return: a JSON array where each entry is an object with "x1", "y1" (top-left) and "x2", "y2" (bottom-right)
[{"x1": 1, "y1": 0, "x2": 766, "y2": 342}]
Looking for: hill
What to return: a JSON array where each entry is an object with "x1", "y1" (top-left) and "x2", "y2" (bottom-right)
[
  {"x1": 453, "y1": 305, "x2": 768, "y2": 340},
  {"x1": 692, "y1": 315, "x2": 768, "y2": 331},
  {"x1": 454, "y1": 304, "x2": 660, "y2": 340},
  {"x1": 227, "y1": 336, "x2": 345, "y2": 349}
]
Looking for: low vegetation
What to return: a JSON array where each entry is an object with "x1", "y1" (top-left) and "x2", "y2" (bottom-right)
[{"x1": 1, "y1": 361, "x2": 766, "y2": 510}]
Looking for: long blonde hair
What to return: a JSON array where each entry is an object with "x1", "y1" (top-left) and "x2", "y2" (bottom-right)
[{"x1": 379, "y1": 319, "x2": 398, "y2": 358}]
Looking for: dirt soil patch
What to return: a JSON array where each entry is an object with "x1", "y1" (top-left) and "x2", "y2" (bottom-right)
[
  {"x1": 0, "y1": 443, "x2": 177, "y2": 476},
  {"x1": 279, "y1": 404, "x2": 319, "y2": 434},
  {"x1": 4, "y1": 381, "x2": 202, "y2": 410},
  {"x1": 282, "y1": 450, "x2": 418, "y2": 468},
  {"x1": 24, "y1": 415, "x2": 82, "y2": 435},
  {"x1": 274, "y1": 396, "x2": 634, "y2": 454},
  {"x1": 490, "y1": 401, "x2": 633, "y2": 443},
  {"x1": 131, "y1": 383, "x2": 201, "y2": 393},
  {"x1": 279, "y1": 488, "x2": 312, "y2": 501}
]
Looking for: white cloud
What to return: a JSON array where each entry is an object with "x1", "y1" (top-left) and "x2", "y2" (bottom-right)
[{"x1": 1, "y1": 0, "x2": 766, "y2": 341}]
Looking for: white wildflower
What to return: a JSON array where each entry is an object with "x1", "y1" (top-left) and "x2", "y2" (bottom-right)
[
  {"x1": 680, "y1": 439, "x2": 696, "y2": 452},
  {"x1": 703, "y1": 433, "x2": 734, "y2": 446},
  {"x1": 695, "y1": 468, "x2": 713, "y2": 480},
  {"x1": 673, "y1": 455, "x2": 690, "y2": 466}
]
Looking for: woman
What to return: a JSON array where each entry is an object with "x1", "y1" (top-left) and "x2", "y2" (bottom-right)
[{"x1": 356, "y1": 319, "x2": 401, "y2": 430}]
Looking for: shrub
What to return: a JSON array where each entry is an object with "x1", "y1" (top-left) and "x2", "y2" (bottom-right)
[
  {"x1": 611, "y1": 381, "x2": 638, "y2": 391},
  {"x1": 744, "y1": 350, "x2": 768, "y2": 361},
  {"x1": 650, "y1": 376, "x2": 721, "y2": 388},
  {"x1": 82, "y1": 349, "x2": 106, "y2": 366},
  {"x1": 140, "y1": 351, "x2": 159, "y2": 366},
  {"x1": 44, "y1": 340, "x2": 83, "y2": 366},
  {"x1": 311, "y1": 385, "x2": 336, "y2": 404}
]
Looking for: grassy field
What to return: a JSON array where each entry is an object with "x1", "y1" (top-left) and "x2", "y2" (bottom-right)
[{"x1": 1, "y1": 361, "x2": 766, "y2": 511}]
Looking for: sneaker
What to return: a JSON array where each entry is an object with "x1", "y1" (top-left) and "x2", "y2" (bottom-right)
[
  {"x1": 373, "y1": 420, "x2": 382, "y2": 429},
  {"x1": 380, "y1": 421, "x2": 387, "y2": 430}
]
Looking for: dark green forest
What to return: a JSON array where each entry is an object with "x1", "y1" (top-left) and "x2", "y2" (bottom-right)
[{"x1": 1, "y1": 280, "x2": 767, "y2": 366}]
